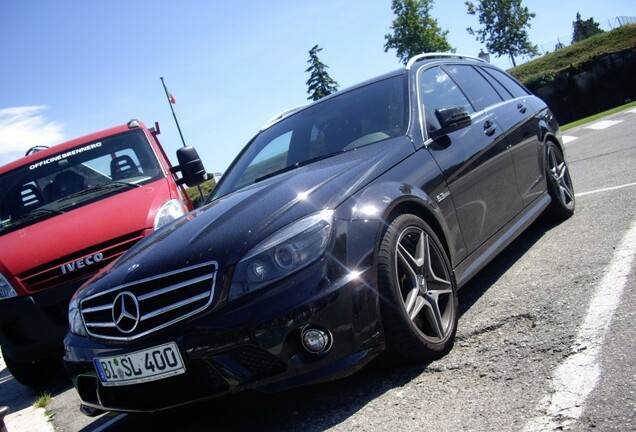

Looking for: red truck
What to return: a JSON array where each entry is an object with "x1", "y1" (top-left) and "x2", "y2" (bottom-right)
[{"x1": 0, "y1": 119, "x2": 206, "y2": 387}]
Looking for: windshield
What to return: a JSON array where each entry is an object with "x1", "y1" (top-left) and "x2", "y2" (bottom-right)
[
  {"x1": 0, "y1": 129, "x2": 164, "y2": 234},
  {"x1": 212, "y1": 75, "x2": 407, "y2": 200}
]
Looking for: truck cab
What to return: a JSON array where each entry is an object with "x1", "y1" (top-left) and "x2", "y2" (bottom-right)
[{"x1": 0, "y1": 119, "x2": 206, "y2": 387}]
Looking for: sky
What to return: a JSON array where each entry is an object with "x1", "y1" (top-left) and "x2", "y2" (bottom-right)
[{"x1": 1, "y1": 0, "x2": 634, "y2": 174}]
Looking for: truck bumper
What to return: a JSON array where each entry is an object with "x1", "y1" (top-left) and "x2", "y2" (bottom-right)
[{"x1": 0, "y1": 282, "x2": 81, "y2": 363}]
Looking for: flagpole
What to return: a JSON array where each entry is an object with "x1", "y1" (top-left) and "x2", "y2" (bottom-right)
[
  {"x1": 160, "y1": 77, "x2": 187, "y2": 148},
  {"x1": 160, "y1": 77, "x2": 205, "y2": 202}
]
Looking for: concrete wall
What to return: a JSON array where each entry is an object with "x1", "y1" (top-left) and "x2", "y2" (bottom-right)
[{"x1": 527, "y1": 49, "x2": 636, "y2": 124}]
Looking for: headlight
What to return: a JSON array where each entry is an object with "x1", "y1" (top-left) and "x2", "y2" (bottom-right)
[
  {"x1": 68, "y1": 293, "x2": 87, "y2": 336},
  {"x1": 0, "y1": 273, "x2": 17, "y2": 301},
  {"x1": 230, "y1": 209, "x2": 334, "y2": 300},
  {"x1": 154, "y1": 199, "x2": 187, "y2": 230}
]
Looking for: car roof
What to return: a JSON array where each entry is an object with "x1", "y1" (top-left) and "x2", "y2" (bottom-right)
[{"x1": 261, "y1": 53, "x2": 493, "y2": 132}]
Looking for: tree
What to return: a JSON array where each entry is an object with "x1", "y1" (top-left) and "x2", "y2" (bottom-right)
[
  {"x1": 466, "y1": 0, "x2": 539, "y2": 67},
  {"x1": 572, "y1": 12, "x2": 604, "y2": 44},
  {"x1": 384, "y1": 0, "x2": 453, "y2": 65},
  {"x1": 305, "y1": 45, "x2": 339, "y2": 101}
]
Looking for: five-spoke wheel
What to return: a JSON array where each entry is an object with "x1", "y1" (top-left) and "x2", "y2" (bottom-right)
[
  {"x1": 546, "y1": 142, "x2": 575, "y2": 220},
  {"x1": 379, "y1": 214, "x2": 458, "y2": 362}
]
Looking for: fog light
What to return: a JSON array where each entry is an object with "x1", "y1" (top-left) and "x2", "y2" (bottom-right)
[{"x1": 301, "y1": 327, "x2": 332, "y2": 354}]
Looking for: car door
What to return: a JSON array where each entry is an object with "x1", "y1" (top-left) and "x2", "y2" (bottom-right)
[
  {"x1": 418, "y1": 65, "x2": 523, "y2": 253},
  {"x1": 477, "y1": 66, "x2": 545, "y2": 206}
]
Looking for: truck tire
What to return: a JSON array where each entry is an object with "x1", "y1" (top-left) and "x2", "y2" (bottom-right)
[{"x1": 2, "y1": 348, "x2": 61, "y2": 388}]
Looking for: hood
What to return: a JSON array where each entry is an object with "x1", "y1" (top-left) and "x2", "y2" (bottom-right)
[
  {"x1": 89, "y1": 138, "x2": 414, "y2": 291},
  {"x1": 0, "y1": 178, "x2": 175, "y2": 278}
]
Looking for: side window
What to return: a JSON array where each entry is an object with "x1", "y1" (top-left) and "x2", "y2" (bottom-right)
[
  {"x1": 481, "y1": 67, "x2": 529, "y2": 98},
  {"x1": 476, "y1": 68, "x2": 513, "y2": 100},
  {"x1": 419, "y1": 66, "x2": 474, "y2": 133},
  {"x1": 444, "y1": 65, "x2": 503, "y2": 111}
]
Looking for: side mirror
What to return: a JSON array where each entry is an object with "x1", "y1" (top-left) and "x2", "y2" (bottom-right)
[
  {"x1": 171, "y1": 146, "x2": 207, "y2": 187},
  {"x1": 432, "y1": 107, "x2": 472, "y2": 137}
]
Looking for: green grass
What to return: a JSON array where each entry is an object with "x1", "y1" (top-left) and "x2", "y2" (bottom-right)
[
  {"x1": 560, "y1": 101, "x2": 636, "y2": 131},
  {"x1": 509, "y1": 24, "x2": 636, "y2": 89},
  {"x1": 33, "y1": 392, "x2": 52, "y2": 409}
]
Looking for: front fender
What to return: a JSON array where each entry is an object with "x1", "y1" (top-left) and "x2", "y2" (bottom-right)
[{"x1": 335, "y1": 148, "x2": 467, "y2": 269}]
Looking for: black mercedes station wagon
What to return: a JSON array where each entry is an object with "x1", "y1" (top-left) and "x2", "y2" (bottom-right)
[{"x1": 64, "y1": 53, "x2": 574, "y2": 413}]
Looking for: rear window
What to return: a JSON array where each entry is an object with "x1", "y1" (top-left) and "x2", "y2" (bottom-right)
[{"x1": 481, "y1": 67, "x2": 529, "y2": 98}]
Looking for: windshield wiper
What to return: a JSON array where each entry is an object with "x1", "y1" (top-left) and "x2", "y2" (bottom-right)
[
  {"x1": 59, "y1": 181, "x2": 141, "y2": 202},
  {"x1": 254, "y1": 152, "x2": 342, "y2": 184},
  {"x1": 9, "y1": 208, "x2": 64, "y2": 225}
]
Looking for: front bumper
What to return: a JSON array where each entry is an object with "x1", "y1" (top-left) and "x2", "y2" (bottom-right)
[{"x1": 64, "y1": 263, "x2": 384, "y2": 413}]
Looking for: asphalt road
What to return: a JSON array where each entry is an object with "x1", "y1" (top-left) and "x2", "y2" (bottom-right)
[{"x1": 10, "y1": 108, "x2": 636, "y2": 431}]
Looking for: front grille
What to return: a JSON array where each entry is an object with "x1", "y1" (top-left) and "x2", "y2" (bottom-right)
[
  {"x1": 18, "y1": 231, "x2": 145, "y2": 293},
  {"x1": 80, "y1": 260, "x2": 217, "y2": 341}
]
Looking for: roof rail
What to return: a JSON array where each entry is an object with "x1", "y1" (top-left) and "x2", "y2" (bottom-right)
[
  {"x1": 406, "y1": 52, "x2": 486, "y2": 70},
  {"x1": 260, "y1": 104, "x2": 306, "y2": 130}
]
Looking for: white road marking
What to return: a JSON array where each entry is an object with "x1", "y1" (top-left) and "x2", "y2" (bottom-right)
[
  {"x1": 627, "y1": 107, "x2": 636, "y2": 114},
  {"x1": 585, "y1": 120, "x2": 623, "y2": 130},
  {"x1": 523, "y1": 218, "x2": 636, "y2": 431},
  {"x1": 562, "y1": 135, "x2": 578, "y2": 144},
  {"x1": 90, "y1": 414, "x2": 126, "y2": 432},
  {"x1": 576, "y1": 181, "x2": 636, "y2": 198}
]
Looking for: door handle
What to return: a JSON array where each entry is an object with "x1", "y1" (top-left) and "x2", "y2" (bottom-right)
[
  {"x1": 484, "y1": 120, "x2": 496, "y2": 136},
  {"x1": 517, "y1": 103, "x2": 527, "y2": 114}
]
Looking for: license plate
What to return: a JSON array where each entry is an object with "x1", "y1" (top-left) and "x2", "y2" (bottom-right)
[{"x1": 94, "y1": 342, "x2": 185, "y2": 387}]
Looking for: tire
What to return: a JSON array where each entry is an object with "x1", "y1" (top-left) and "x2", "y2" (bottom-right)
[
  {"x1": 378, "y1": 214, "x2": 458, "y2": 363},
  {"x1": 545, "y1": 141, "x2": 575, "y2": 220},
  {"x1": 2, "y1": 347, "x2": 61, "y2": 388}
]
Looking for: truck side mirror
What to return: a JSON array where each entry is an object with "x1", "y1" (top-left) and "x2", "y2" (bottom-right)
[{"x1": 171, "y1": 146, "x2": 207, "y2": 187}]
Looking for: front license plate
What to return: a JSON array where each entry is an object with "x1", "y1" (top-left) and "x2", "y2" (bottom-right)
[{"x1": 94, "y1": 342, "x2": 185, "y2": 387}]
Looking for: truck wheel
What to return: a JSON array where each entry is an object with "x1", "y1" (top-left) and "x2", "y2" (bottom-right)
[
  {"x1": 378, "y1": 214, "x2": 458, "y2": 363},
  {"x1": 2, "y1": 349, "x2": 61, "y2": 388}
]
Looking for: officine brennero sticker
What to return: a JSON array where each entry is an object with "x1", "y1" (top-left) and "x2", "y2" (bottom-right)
[{"x1": 29, "y1": 142, "x2": 102, "y2": 170}]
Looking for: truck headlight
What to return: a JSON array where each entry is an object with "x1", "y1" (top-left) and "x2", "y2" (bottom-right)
[
  {"x1": 230, "y1": 209, "x2": 334, "y2": 300},
  {"x1": 154, "y1": 199, "x2": 187, "y2": 230},
  {"x1": 68, "y1": 293, "x2": 88, "y2": 336},
  {"x1": 0, "y1": 273, "x2": 17, "y2": 301}
]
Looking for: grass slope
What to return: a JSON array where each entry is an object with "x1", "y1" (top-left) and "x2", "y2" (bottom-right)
[{"x1": 509, "y1": 24, "x2": 636, "y2": 89}]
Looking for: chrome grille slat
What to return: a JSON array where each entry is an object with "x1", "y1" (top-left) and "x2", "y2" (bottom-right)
[
  {"x1": 80, "y1": 260, "x2": 218, "y2": 341},
  {"x1": 141, "y1": 292, "x2": 210, "y2": 321},
  {"x1": 137, "y1": 274, "x2": 212, "y2": 301},
  {"x1": 86, "y1": 322, "x2": 117, "y2": 328},
  {"x1": 82, "y1": 304, "x2": 113, "y2": 314}
]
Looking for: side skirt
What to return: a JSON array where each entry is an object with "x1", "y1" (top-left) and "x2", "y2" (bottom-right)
[{"x1": 454, "y1": 192, "x2": 551, "y2": 289}]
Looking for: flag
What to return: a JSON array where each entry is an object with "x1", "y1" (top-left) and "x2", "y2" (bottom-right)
[{"x1": 167, "y1": 90, "x2": 176, "y2": 104}]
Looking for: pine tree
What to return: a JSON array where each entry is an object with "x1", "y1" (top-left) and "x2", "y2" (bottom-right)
[
  {"x1": 305, "y1": 45, "x2": 339, "y2": 101},
  {"x1": 572, "y1": 12, "x2": 604, "y2": 44}
]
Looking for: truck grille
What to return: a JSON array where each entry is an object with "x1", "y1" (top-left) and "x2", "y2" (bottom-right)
[
  {"x1": 17, "y1": 231, "x2": 145, "y2": 293},
  {"x1": 80, "y1": 260, "x2": 218, "y2": 341}
]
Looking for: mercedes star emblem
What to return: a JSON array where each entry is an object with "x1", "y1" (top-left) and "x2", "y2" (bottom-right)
[{"x1": 112, "y1": 291, "x2": 140, "y2": 334}]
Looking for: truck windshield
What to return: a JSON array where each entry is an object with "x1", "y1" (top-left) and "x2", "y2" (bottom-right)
[
  {"x1": 0, "y1": 130, "x2": 164, "y2": 234},
  {"x1": 211, "y1": 74, "x2": 407, "y2": 201}
]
